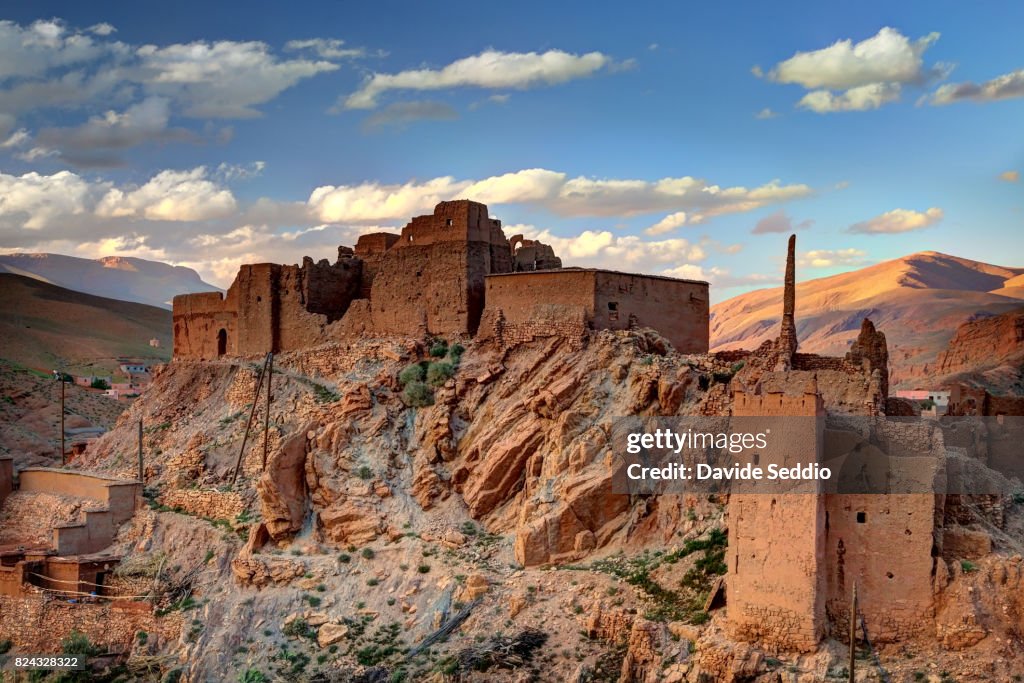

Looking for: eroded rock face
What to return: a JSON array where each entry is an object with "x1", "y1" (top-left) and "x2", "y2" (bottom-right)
[
  {"x1": 257, "y1": 423, "x2": 313, "y2": 539},
  {"x1": 846, "y1": 318, "x2": 889, "y2": 398}
]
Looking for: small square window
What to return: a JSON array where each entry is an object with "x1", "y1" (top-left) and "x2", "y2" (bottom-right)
[
  {"x1": 856, "y1": 512, "x2": 866, "y2": 524},
  {"x1": 608, "y1": 302, "x2": 618, "y2": 311},
  {"x1": 446, "y1": 218, "x2": 453, "y2": 227}
]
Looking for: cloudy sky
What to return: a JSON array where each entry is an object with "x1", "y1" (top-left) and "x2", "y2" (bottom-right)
[{"x1": 0, "y1": 2, "x2": 1021, "y2": 301}]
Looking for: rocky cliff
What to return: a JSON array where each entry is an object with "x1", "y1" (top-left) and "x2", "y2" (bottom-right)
[{"x1": 57, "y1": 332, "x2": 1024, "y2": 682}]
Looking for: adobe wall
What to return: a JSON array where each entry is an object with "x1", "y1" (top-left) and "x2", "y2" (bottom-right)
[
  {"x1": 593, "y1": 271, "x2": 708, "y2": 353},
  {"x1": 53, "y1": 509, "x2": 115, "y2": 556},
  {"x1": 368, "y1": 240, "x2": 505, "y2": 337},
  {"x1": 824, "y1": 494, "x2": 937, "y2": 642},
  {"x1": 172, "y1": 291, "x2": 237, "y2": 360},
  {"x1": 355, "y1": 233, "x2": 400, "y2": 298},
  {"x1": 0, "y1": 457, "x2": 11, "y2": 508},
  {"x1": 726, "y1": 389, "x2": 827, "y2": 653},
  {"x1": 18, "y1": 469, "x2": 139, "y2": 526}
]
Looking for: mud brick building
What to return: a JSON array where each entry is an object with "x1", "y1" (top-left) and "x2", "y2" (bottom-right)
[{"x1": 172, "y1": 199, "x2": 711, "y2": 358}]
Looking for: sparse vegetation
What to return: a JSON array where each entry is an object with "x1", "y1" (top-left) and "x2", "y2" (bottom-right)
[
  {"x1": 398, "y1": 364, "x2": 426, "y2": 385},
  {"x1": 90, "y1": 378, "x2": 110, "y2": 390},
  {"x1": 426, "y1": 361, "x2": 455, "y2": 386},
  {"x1": 402, "y1": 380, "x2": 434, "y2": 407},
  {"x1": 361, "y1": 547, "x2": 375, "y2": 560}
]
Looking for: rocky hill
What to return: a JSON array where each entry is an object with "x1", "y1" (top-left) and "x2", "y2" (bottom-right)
[
  {"x1": 710, "y1": 251, "x2": 1024, "y2": 390},
  {"x1": 62, "y1": 331, "x2": 1024, "y2": 682},
  {"x1": 0, "y1": 273, "x2": 171, "y2": 376},
  {"x1": 0, "y1": 252, "x2": 219, "y2": 309},
  {"x1": 933, "y1": 307, "x2": 1024, "y2": 393}
]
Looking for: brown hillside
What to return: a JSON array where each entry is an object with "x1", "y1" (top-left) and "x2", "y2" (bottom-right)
[
  {"x1": 0, "y1": 273, "x2": 171, "y2": 377},
  {"x1": 710, "y1": 251, "x2": 1024, "y2": 389}
]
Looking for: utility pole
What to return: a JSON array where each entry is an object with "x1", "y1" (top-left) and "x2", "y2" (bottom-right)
[
  {"x1": 262, "y1": 354, "x2": 273, "y2": 472},
  {"x1": 137, "y1": 418, "x2": 144, "y2": 483},
  {"x1": 60, "y1": 376, "x2": 66, "y2": 466},
  {"x1": 231, "y1": 353, "x2": 271, "y2": 485},
  {"x1": 849, "y1": 582, "x2": 857, "y2": 683}
]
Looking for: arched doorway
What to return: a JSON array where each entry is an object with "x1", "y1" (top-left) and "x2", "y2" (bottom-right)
[{"x1": 217, "y1": 329, "x2": 227, "y2": 357}]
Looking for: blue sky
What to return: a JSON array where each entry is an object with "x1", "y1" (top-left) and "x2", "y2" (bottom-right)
[{"x1": 0, "y1": 1, "x2": 1021, "y2": 300}]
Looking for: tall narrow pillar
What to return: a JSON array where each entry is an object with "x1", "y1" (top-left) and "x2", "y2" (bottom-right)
[{"x1": 778, "y1": 234, "x2": 798, "y2": 360}]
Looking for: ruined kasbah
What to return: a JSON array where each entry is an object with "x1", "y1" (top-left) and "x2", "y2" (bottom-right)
[{"x1": 2, "y1": 200, "x2": 1022, "y2": 683}]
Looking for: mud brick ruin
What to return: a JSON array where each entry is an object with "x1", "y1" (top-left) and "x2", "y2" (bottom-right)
[{"x1": 172, "y1": 199, "x2": 710, "y2": 359}]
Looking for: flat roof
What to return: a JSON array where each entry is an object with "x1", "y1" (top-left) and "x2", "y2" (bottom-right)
[{"x1": 485, "y1": 267, "x2": 709, "y2": 286}]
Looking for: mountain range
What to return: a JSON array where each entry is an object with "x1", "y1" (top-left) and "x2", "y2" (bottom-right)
[
  {"x1": 0, "y1": 253, "x2": 219, "y2": 309},
  {"x1": 710, "y1": 251, "x2": 1024, "y2": 390}
]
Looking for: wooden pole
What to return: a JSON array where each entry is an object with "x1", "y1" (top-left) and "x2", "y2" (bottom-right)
[
  {"x1": 231, "y1": 354, "x2": 270, "y2": 485},
  {"x1": 137, "y1": 418, "x2": 144, "y2": 483},
  {"x1": 262, "y1": 354, "x2": 273, "y2": 472},
  {"x1": 849, "y1": 582, "x2": 857, "y2": 683},
  {"x1": 60, "y1": 377, "x2": 65, "y2": 466}
]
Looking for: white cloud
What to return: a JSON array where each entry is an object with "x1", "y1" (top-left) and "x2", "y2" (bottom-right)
[
  {"x1": 87, "y1": 23, "x2": 116, "y2": 36},
  {"x1": 847, "y1": 207, "x2": 943, "y2": 234},
  {"x1": 504, "y1": 223, "x2": 707, "y2": 271},
  {"x1": 752, "y1": 209, "x2": 814, "y2": 234},
  {"x1": 645, "y1": 212, "x2": 687, "y2": 235},
  {"x1": 308, "y1": 168, "x2": 811, "y2": 225},
  {"x1": 137, "y1": 40, "x2": 339, "y2": 118},
  {"x1": 95, "y1": 167, "x2": 237, "y2": 221},
  {"x1": 284, "y1": 38, "x2": 365, "y2": 59},
  {"x1": 1000, "y1": 170, "x2": 1020, "y2": 183},
  {"x1": 462, "y1": 169, "x2": 567, "y2": 204},
  {"x1": 797, "y1": 248, "x2": 868, "y2": 268},
  {"x1": 0, "y1": 128, "x2": 30, "y2": 148},
  {"x1": 0, "y1": 170, "x2": 101, "y2": 229},
  {"x1": 215, "y1": 161, "x2": 266, "y2": 181},
  {"x1": 0, "y1": 19, "x2": 110, "y2": 80},
  {"x1": 755, "y1": 107, "x2": 779, "y2": 119},
  {"x1": 342, "y1": 49, "x2": 613, "y2": 109},
  {"x1": 766, "y1": 27, "x2": 940, "y2": 90},
  {"x1": 762, "y1": 27, "x2": 944, "y2": 113},
  {"x1": 798, "y1": 82, "x2": 902, "y2": 113},
  {"x1": 929, "y1": 68, "x2": 1024, "y2": 105},
  {"x1": 309, "y1": 176, "x2": 465, "y2": 223}
]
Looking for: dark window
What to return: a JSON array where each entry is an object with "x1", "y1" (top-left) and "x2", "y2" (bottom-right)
[
  {"x1": 608, "y1": 302, "x2": 618, "y2": 311},
  {"x1": 856, "y1": 511, "x2": 866, "y2": 524},
  {"x1": 446, "y1": 218, "x2": 453, "y2": 227},
  {"x1": 217, "y1": 329, "x2": 227, "y2": 357}
]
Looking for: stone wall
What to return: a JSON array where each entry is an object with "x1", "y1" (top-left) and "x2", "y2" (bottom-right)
[
  {"x1": 158, "y1": 488, "x2": 248, "y2": 522},
  {"x1": 0, "y1": 594, "x2": 159, "y2": 653},
  {"x1": 478, "y1": 304, "x2": 589, "y2": 350}
]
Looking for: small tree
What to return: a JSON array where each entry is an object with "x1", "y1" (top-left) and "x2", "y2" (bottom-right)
[{"x1": 90, "y1": 378, "x2": 110, "y2": 390}]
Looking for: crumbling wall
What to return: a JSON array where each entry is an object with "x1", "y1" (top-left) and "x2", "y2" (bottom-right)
[
  {"x1": 824, "y1": 494, "x2": 938, "y2": 642},
  {"x1": 158, "y1": 488, "x2": 248, "y2": 521},
  {"x1": 172, "y1": 291, "x2": 237, "y2": 360},
  {"x1": 0, "y1": 594, "x2": 161, "y2": 653},
  {"x1": 726, "y1": 388, "x2": 827, "y2": 653}
]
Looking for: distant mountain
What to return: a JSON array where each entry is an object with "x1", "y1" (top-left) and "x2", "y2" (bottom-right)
[
  {"x1": 0, "y1": 273, "x2": 171, "y2": 376},
  {"x1": 710, "y1": 252, "x2": 1024, "y2": 390},
  {"x1": 0, "y1": 253, "x2": 219, "y2": 309}
]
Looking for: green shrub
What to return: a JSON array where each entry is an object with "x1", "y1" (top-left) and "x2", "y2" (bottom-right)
[
  {"x1": 398, "y1": 364, "x2": 425, "y2": 386},
  {"x1": 426, "y1": 362, "x2": 455, "y2": 387},
  {"x1": 90, "y1": 378, "x2": 110, "y2": 390},
  {"x1": 361, "y1": 548, "x2": 375, "y2": 560},
  {"x1": 449, "y1": 343, "x2": 465, "y2": 359},
  {"x1": 417, "y1": 564, "x2": 431, "y2": 574},
  {"x1": 960, "y1": 560, "x2": 977, "y2": 573},
  {"x1": 338, "y1": 553, "x2": 351, "y2": 563},
  {"x1": 429, "y1": 340, "x2": 449, "y2": 357},
  {"x1": 240, "y1": 669, "x2": 268, "y2": 683},
  {"x1": 0, "y1": 639, "x2": 11, "y2": 654},
  {"x1": 61, "y1": 630, "x2": 102, "y2": 656},
  {"x1": 356, "y1": 465, "x2": 373, "y2": 480},
  {"x1": 402, "y1": 381, "x2": 434, "y2": 407}
]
